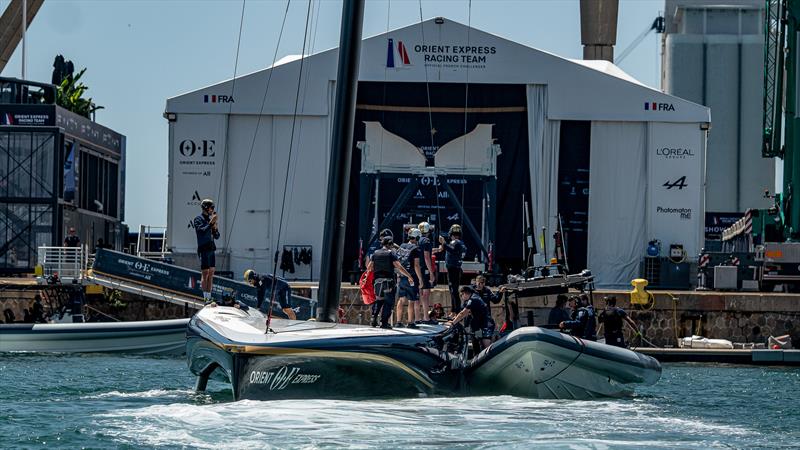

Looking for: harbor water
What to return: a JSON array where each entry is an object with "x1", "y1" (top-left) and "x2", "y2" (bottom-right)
[{"x1": 2, "y1": 353, "x2": 798, "y2": 448}]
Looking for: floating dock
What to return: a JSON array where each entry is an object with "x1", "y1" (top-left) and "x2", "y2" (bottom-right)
[{"x1": 637, "y1": 347, "x2": 800, "y2": 366}]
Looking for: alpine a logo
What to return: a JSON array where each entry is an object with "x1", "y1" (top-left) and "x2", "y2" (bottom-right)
[
  {"x1": 387, "y1": 38, "x2": 412, "y2": 68},
  {"x1": 645, "y1": 102, "x2": 675, "y2": 111},
  {"x1": 656, "y1": 147, "x2": 694, "y2": 159},
  {"x1": 203, "y1": 94, "x2": 235, "y2": 104}
]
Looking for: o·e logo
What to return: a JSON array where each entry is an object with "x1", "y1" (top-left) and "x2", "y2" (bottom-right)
[{"x1": 179, "y1": 139, "x2": 215, "y2": 157}]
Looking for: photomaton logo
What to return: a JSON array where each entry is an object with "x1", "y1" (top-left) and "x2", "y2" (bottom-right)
[{"x1": 386, "y1": 38, "x2": 412, "y2": 68}]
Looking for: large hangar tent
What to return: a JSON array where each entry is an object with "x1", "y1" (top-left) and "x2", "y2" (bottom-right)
[{"x1": 165, "y1": 18, "x2": 710, "y2": 287}]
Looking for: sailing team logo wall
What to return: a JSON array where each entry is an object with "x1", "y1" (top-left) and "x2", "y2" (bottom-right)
[{"x1": 386, "y1": 38, "x2": 412, "y2": 68}]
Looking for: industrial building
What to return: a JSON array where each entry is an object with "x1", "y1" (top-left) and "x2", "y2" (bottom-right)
[
  {"x1": 0, "y1": 77, "x2": 126, "y2": 274},
  {"x1": 662, "y1": 0, "x2": 773, "y2": 223},
  {"x1": 165, "y1": 18, "x2": 710, "y2": 287}
]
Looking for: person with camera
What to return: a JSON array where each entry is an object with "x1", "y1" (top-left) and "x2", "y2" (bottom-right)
[{"x1": 193, "y1": 198, "x2": 220, "y2": 305}]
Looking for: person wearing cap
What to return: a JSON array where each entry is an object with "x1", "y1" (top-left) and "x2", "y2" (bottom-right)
[
  {"x1": 63, "y1": 227, "x2": 81, "y2": 247},
  {"x1": 448, "y1": 285, "x2": 495, "y2": 350},
  {"x1": 244, "y1": 269, "x2": 295, "y2": 320},
  {"x1": 598, "y1": 296, "x2": 638, "y2": 348},
  {"x1": 417, "y1": 221, "x2": 436, "y2": 323},
  {"x1": 193, "y1": 198, "x2": 220, "y2": 304},
  {"x1": 395, "y1": 228, "x2": 424, "y2": 328},
  {"x1": 437, "y1": 224, "x2": 467, "y2": 314},
  {"x1": 559, "y1": 295, "x2": 597, "y2": 341},
  {"x1": 368, "y1": 235, "x2": 415, "y2": 329}
]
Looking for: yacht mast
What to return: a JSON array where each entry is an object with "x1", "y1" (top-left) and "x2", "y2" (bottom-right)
[{"x1": 317, "y1": 0, "x2": 365, "y2": 322}]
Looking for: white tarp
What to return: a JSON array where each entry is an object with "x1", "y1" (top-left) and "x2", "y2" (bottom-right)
[
  {"x1": 646, "y1": 122, "x2": 705, "y2": 259},
  {"x1": 587, "y1": 122, "x2": 647, "y2": 287}
]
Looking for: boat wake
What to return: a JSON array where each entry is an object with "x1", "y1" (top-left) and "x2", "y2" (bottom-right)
[{"x1": 92, "y1": 396, "x2": 759, "y2": 449}]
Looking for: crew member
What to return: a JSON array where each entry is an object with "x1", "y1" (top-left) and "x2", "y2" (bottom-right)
[
  {"x1": 193, "y1": 199, "x2": 220, "y2": 304},
  {"x1": 598, "y1": 296, "x2": 638, "y2": 348},
  {"x1": 471, "y1": 275, "x2": 503, "y2": 314},
  {"x1": 369, "y1": 236, "x2": 415, "y2": 329},
  {"x1": 448, "y1": 286, "x2": 495, "y2": 350},
  {"x1": 64, "y1": 227, "x2": 80, "y2": 247},
  {"x1": 31, "y1": 294, "x2": 45, "y2": 323},
  {"x1": 547, "y1": 294, "x2": 572, "y2": 327},
  {"x1": 244, "y1": 269, "x2": 295, "y2": 320},
  {"x1": 559, "y1": 295, "x2": 597, "y2": 341},
  {"x1": 395, "y1": 228, "x2": 424, "y2": 328},
  {"x1": 437, "y1": 224, "x2": 466, "y2": 314},
  {"x1": 417, "y1": 221, "x2": 436, "y2": 323}
]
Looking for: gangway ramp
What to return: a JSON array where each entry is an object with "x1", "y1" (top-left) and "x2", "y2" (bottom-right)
[
  {"x1": 89, "y1": 249, "x2": 314, "y2": 320},
  {"x1": 87, "y1": 270, "x2": 204, "y2": 310}
]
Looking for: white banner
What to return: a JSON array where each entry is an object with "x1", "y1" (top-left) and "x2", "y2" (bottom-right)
[
  {"x1": 647, "y1": 123, "x2": 704, "y2": 259},
  {"x1": 168, "y1": 114, "x2": 227, "y2": 253}
]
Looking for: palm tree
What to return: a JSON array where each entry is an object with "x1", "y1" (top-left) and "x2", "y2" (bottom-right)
[{"x1": 55, "y1": 67, "x2": 103, "y2": 119}]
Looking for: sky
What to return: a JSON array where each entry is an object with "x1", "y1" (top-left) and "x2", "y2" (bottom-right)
[{"x1": 1, "y1": 0, "x2": 665, "y2": 227}]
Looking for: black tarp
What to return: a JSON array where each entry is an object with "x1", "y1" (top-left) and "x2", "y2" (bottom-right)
[
  {"x1": 346, "y1": 82, "x2": 530, "y2": 275},
  {"x1": 557, "y1": 121, "x2": 591, "y2": 272}
]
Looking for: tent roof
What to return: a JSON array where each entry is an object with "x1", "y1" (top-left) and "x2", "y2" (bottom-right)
[{"x1": 167, "y1": 17, "x2": 710, "y2": 123}]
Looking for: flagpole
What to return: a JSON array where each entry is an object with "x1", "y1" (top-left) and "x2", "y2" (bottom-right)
[{"x1": 21, "y1": 0, "x2": 27, "y2": 79}]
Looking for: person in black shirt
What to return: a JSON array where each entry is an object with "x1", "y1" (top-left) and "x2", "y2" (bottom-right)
[
  {"x1": 63, "y1": 227, "x2": 80, "y2": 247},
  {"x1": 436, "y1": 224, "x2": 466, "y2": 314},
  {"x1": 417, "y1": 221, "x2": 435, "y2": 323},
  {"x1": 368, "y1": 236, "x2": 414, "y2": 329},
  {"x1": 31, "y1": 294, "x2": 45, "y2": 323},
  {"x1": 395, "y1": 228, "x2": 424, "y2": 328},
  {"x1": 449, "y1": 286, "x2": 495, "y2": 350},
  {"x1": 471, "y1": 275, "x2": 503, "y2": 313},
  {"x1": 547, "y1": 294, "x2": 572, "y2": 327},
  {"x1": 559, "y1": 295, "x2": 597, "y2": 341},
  {"x1": 193, "y1": 199, "x2": 220, "y2": 304},
  {"x1": 245, "y1": 269, "x2": 295, "y2": 319},
  {"x1": 598, "y1": 296, "x2": 638, "y2": 348}
]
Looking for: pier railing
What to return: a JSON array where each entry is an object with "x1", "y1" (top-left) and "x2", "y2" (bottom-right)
[{"x1": 36, "y1": 245, "x2": 89, "y2": 280}]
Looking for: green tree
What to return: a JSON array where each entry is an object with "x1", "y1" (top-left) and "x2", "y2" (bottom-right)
[{"x1": 55, "y1": 68, "x2": 104, "y2": 119}]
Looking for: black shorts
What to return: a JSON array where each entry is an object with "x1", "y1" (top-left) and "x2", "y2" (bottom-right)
[
  {"x1": 197, "y1": 249, "x2": 216, "y2": 270},
  {"x1": 421, "y1": 273, "x2": 435, "y2": 290}
]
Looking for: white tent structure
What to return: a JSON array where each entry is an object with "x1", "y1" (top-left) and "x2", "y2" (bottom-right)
[{"x1": 165, "y1": 18, "x2": 710, "y2": 287}]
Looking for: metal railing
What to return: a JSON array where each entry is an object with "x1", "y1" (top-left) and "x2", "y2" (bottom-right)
[
  {"x1": 137, "y1": 224, "x2": 170, "y2": 261},
  {"x1": 37, "y1": 245, "x2": 89, "y2": 280}
]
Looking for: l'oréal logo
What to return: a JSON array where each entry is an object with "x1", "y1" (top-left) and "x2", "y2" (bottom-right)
[{"x1": 656, "y1": 147, "x2": 694, "y2": 159}]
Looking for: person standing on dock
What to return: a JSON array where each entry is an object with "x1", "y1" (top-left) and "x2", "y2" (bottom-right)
[
  {"x1": 63, "y1": 227, "x2": 80, "y2": 247},
  {"x1": 193, "y1": 199, "x2": 220, "y2": 305},
  {"x1": 559, "y1": 295, "x2": 597, "y2": 341},
  {"x1": 598, "y1": 296, "x2": 638, "y2": 348}
]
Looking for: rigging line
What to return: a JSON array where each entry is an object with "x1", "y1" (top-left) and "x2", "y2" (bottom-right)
[
  {"x1": 215, "y1": 0, "x2": 248, "y2": 209},
  {"x1": 266, "y1": 0, "x2": 314, "y2": 331},
  {"x1": 223, "y1": 0, "x2": 291, "y2": 247},
  {"x1": 417, "y1": 0, "x2": 442, "y2": 242},
  {"x1": 282, "y1": 0, "x2": 321, "y2": 219},
  {"x1": 379, "y1": 0, "x2": 390, "y2": 176},
  {"x1": 460, "y1": 0, "x2": 471, "y2": 231}
]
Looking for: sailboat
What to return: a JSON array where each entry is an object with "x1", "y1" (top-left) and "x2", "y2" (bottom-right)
[{"x1": 186, "y1": 0, "x2": 661, "y2": 400}]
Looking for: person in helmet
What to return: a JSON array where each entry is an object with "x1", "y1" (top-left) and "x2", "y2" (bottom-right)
[
  {"x1": 416, "y1": 221, "x2": 436, "y2": 323},
  {"x1": 244, "y1": 269, "x2": 295, "y2": 320},
  {"x1": 436, "y1": 224, "x2": 467, "y2": 314},
  {"x1": 193, "y1": 199, "x2": 220, "y2": 304},
  {"x1": 394, "y1": 228, "x2": 424, "y2": 328},
  {"x1": 367, "y1": 235, "x2": 415, "y2": 329},
  {"x1": 448, "y1": 285, "x2": 495, "y2": 351}
]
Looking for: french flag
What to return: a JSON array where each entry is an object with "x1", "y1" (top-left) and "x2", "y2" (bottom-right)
[
  {"x1": 387, "y1": 38, "x2": 411, "y2": 68},
  {"x1": 1, "y1": 113, "x2": 12, "y2": 125}
]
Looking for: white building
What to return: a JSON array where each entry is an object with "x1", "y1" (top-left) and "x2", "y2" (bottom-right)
[{"x1": 165, "y1": 17, "x2": 710, "y2": 287}]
